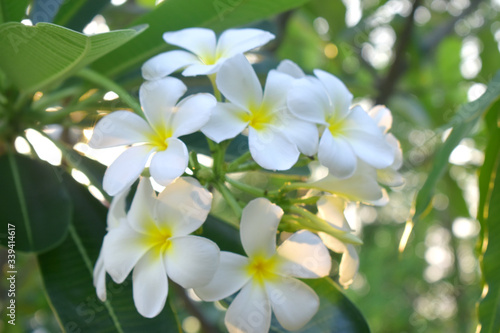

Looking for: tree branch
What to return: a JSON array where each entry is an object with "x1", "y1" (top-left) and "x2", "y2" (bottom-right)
[{"x1": 375, "y1": 0, "x2": 421, "y2": 105}]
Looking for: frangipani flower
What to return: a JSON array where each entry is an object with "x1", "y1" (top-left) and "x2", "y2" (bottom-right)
[
  {"x1": 202, "y1": 54, "x2": 318, "y2": 170},
  {"x1": 142, "y1": 27, "x2": 275, "y2": 79},
  {"x1": 368, "y1": 105, "x2": 404, "y2": 187},
  {"x1": 287, "y1": 69, "x2": 394, "y2": 178},
  {"x1": 100, "y1": 177, "x2": 219, "y2": 318},
  {"x1": 195, "y1": 198, "x2": 331, "y2": 332},
  {"x1": 316, "y1": 196, "x2": 359, "y2": 288},
  {"x1": 89, "y1": 77, "x2": 216, "y2": 196}
]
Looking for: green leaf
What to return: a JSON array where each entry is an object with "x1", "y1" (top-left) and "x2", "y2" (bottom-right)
[
  {"x1": 0, "y1": 22, "x2": 145, "y2": 92},
  {"x1": 270, "y1": 278, "x2": 370, "y2": 332},
  {"x1": 477, "y1": 148, "x2": 500, "y2": 332},
  {"x1": 52, "y1": 0, "x2": 111, "y2": 31},
  {"x1": 0, "y1": 0, "x2": 30, "y2": 23},
  {"x1": 92, "y1": 0, "x2": 310, "y2": 77},
  {"x1": 412, "y1": 70, "x2": 500, "y2": 222},
  {"x1": 38, "y1": 177, "x2": 181, "y2": 332},
  {"x1": 0, "y1": 152, "x2": 71, "y2": 252}
]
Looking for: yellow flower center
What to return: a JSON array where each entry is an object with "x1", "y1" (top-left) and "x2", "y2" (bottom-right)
[
  {"x1": 327, "y1": 116, "x2": 346, "y2": 137},
  {"x1": 246, "y1": 255, "x2": 280, "y2": 285},
  {"x1": 144, "y1": 223, "x2": 173, "y2": 256},
  {"x1": 149, "y1": 127, "x2": 173, "y2": 151},
  {"x1": 241, "y1": 104, "x2": 274, "y2": 131}
]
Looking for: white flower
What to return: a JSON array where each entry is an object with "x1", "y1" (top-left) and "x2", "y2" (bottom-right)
[
  {"x1": 308, "y1": 161, "x2": 384, "y2": 203},
  {"x1": 93, "y1": 186, "x2": 129, "y2": 301},
  {"x1": 141, "y1": 28, "x2": 275, "y2": 79},
  {"x1": 202, "y1": 54, "x2": 318, "y2": 170},
  {"x1": 89, "y1": 77, "x2": 216, "y2": 196},
  {"x1": 316, "y1": 196, "x2": 359, "y2": 288},
  {"x1": 368, "y1": 105, "x2": 404, "y2": 187},
  {"x1": 195, "y1": 198, "x2": 331, "y2": 332},
  {"x1": 100, "y1": 177, "x2": 219, "y2": 318},
  {"x1": 287, "y1": 69, "x2": 394, "y2": 178}
]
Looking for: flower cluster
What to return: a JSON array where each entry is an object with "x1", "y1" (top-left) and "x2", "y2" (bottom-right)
[{"x1": 90, "y1": 27, "x2": 403, "y2": 332}]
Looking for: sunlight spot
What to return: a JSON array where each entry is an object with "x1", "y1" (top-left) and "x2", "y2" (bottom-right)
[
  {"x1": 83, "y1": 15, "x2": 110, "y2": 35},
  {"x1": 103, "y1": 91, "x2": 119, "y2": 101},
  {"x1": 313, "y1": 17, "x2": 330, "y2": 35},
  {"x1": 452, "y1": 217, "x2": 479, "y2": 239},
  {"x1": 182, "y1": 316, "x2": 201, "y2": 333},
  {"x1": 26, "y1": 129, "x2": 62, "y2": 166},
  {"x1": 14, "y1": 136, "x2": 31, "y2": 155},
  {"x1": 71, "y1": 169, "x2": 90, "y2": 186},
  {"x1": 111, "y1": 0, "x2": 127, "y2": 5},
  {"x1": 88, "y1": 185, "x2": 106, "y2": 202}
]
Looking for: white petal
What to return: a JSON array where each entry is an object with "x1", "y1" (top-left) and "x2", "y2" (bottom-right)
[
  {"x1": 343, "y1": 105, "x2": 385, "y2": 136},
  {"x1": 276, "y1": 230, "x2": 331, "y2": 279},
  {"x1": 225, "y1": 281, "x2": 271, "y2": 333},
  {"x1": 287, "y1": 78, "x2": 330, "y2": 124},
  {"x1": 338, "y1": 244, "x2": 359, "y2": 288},
  {"x1": 93, "y1": 251, "x2": 107, "y2": 301},
  {"x1": 346, "y1": 130, "x2": 394, "y2": 169},
  {"x1": 149, "y1": 138, "x2": 188, "y2": 186},
  {"x1": 172, "y1": 93, "x2": 216, "y2": 137},
  {"x1": 240, "y1": 198, "x2": 282, "y2": 258},
  {"x1": 139, "y1": 77, "x2": 187, "y2": 131},
  {"x1": 261, "y1": 70, "x2": 292, "y2": 111},
  {"x1": 102, "y1": 223, "x2": 150, "y2": 284},
  {"x1": 317, "y1": 196, "x2": 349, "y2": 230},
  {"x1": 309, "y1": 161, "x2": 383, "y2": 202},
  {"x1": 103, "y1": 145, "x2": 154, "y2": 196},
  {"x1": 141, "y1": 50, "x2": 199, "y2": 80},
  {"x1": 314, "y1": 69, "x2": 352, "y2": 118},
  {"x1": 181, "y1": 62, "x2": 224, "y2": 76},
  {"x1": 216, "y1": 28, "x2": 275, "y2": 58},
  {"x1": 318, "y1": 130, "x2": 357, "y2": 179},
  {"x1": 280, "y1": 114, "x2": 319, "y2": 156},
  {"x1": 377, "y1": 168, "x2": 404, "y2": 187},
  {"x1": 127, "y1": 177, "x2": 158, "y2": 234},
  {"x1": 216, "y1": 54, "x2": 262, "y2": 110},
  {"x1": 369, "y1": 105, "x2": 393, "y2": 133},
  {"x1": 266, "y1": 276, "x2": 319, "y2": 330},
  {"x1": 156, "y1": 177, "x2": 212, "y2": 236},
  {"x1": 386, "y1": 133, "x2": 403, "y2": 169},
  {"x1": 194, "y1": 252, "x2": 250, "y2": 301},
  {"x1": 163, "y1": 28, "x2": 216, "y2": 60},
  {"x1": 107, "y1": 185, "x2": 130, "y2": 229},
  {"x1": 202, "y1": 102, "x2": 249, "y2": 143},
  {"x1": 248, "y1": 127, "x2": 299, "y2": 171},
  {"x1": 318, "y1": 231, "x2": 346, "y2": 254},
  {"x1": 165, "y1": 235, "x2": 220, "y2": 288},
  {"x1": 276, "y1": 59, "x2": 305, "y2": 78},
  {"x1": 89, "y1": 111, "x2": 152, "y2": 148},
  {"x1": 132, "y1": 249, "x2": 169, "y2": 318}
]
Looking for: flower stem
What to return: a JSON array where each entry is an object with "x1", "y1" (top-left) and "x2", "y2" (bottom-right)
[
  {"x1": 225, "y1": 176, "x2": 265, "y2": 197},
  {"x1": 215, "y1": 182, "x2": 242, "y2": 220},
  {"x1": 208, "y1": 74, "x2": 221, "y2": 101},
  {"x1": 267, "y1": 182, "x2": 311, "y2": 197},
  {"x1": 227, "y1": 151, "x2": 252, "y2": 172},
  {"x1": 288, "y1": 205, "x2": 363, "y2": 245},
  {"x1": 76, "y1": 68, "x2": 144, "y2": 118}
]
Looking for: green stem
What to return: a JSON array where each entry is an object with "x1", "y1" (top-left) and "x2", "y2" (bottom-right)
[
  {"x1": 225, "y1": 176, "x2": 266, "y2": 197},
  {"x1": 77, "y1": 68, "x2": 144, "y2": 117},
  {"x1": 288, "y1": 206, "x2": 363, "y2": 245},
  {"x1": 227, "y1": 151, "x2": 252, "y2": 172},
  {"x1": 267, "y1": 182, "x2": 312, "y2": 197},
  {"x1": 228, "y1": 161, "x2": 261, "y2": 173},
  {"x1": 189, "y1": 151, "x2": 201, "y2": 174},
  {"x1": 215, "y1": 182, "x2": 242, "y2": 219},
  {"x1": 39, "y1": 93, "x2": 102, "y2": 124},
  {"x1": 32, "y1": 86, "x2": 83, "y2": 111},
  {"x1": 208, "y1": 74, "x2": 222, "y2": 101},
  {"x1": 288, "y1": 196, "x2": 321, "y2": 205}
]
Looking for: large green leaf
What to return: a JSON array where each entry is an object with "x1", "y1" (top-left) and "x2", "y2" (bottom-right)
[
  {"x1": 477, "y1": 148, "x2": 500, "y2": 332},
  {"x1": 0, "y1": 152, "x2": 71, "y2": 252},
  {"x1": 477, "y1": 104, "x2": 500, "y2": 332},
  {"x1": 52, "y1": 0, "x2": 111, "y2": 31},
  {"x1": 38, "y1": 177, "x2": 181, "y2": 332},
  {"x1": 0, "y1": 0, "x2": 29, "y2": 23},
  {"x1": 92, "y1": 0, "x2": 310, "y2": 77},
  {"x1": 0, "y1": 22, "x2": 145, "y2": 92},
  {"x1": 412, "y1": 71, "x2": 500, "y2": 222}
]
